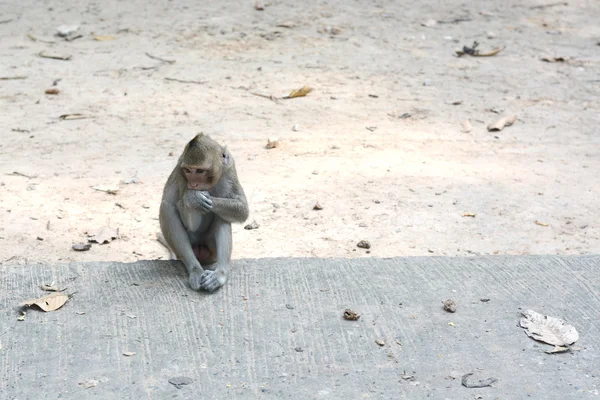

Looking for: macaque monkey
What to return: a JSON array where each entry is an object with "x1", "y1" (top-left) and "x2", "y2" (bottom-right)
[{"x1": 159, "y1": 133, "x2": 249, "y2": 292}]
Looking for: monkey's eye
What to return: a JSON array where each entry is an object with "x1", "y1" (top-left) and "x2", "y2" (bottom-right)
[
  {"x1": 183, "y1": 168, "x2": 191, "y2": 174},
  {"x1": 196, "y1": 169, "x2": 205, "y2": 174}
]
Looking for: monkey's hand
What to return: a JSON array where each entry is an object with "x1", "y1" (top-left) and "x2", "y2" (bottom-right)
[
  {"x1": 199, "y1": 270, "x2": 226, "y2": 292},
  {"x1": 184, "y1": 190, "x2": 213, "y2": 213}
]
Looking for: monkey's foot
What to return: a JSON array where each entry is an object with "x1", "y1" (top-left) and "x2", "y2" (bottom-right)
[
  {"x1": 188, "y1": 270, "x2": 204, "y2": 291},
  {"x1": 199, "y1": 270, "x2": 226, "y2": 292}
]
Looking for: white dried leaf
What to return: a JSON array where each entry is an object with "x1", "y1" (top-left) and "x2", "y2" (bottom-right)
[
  {"x1": 87, "y1": 227, "x2": 119, "y2": 244},
  {"x1": 519, "y1": 310, "x2": 578, "y2": 346}
]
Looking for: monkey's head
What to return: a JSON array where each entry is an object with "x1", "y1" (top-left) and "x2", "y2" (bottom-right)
[{"x1": 180, "y1": 133, "x2": 229, "y2": 191}]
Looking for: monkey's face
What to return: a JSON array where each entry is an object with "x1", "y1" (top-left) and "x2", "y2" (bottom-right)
[{"x1": 181, "y1": 163, "x2": 221, "y2": 190}]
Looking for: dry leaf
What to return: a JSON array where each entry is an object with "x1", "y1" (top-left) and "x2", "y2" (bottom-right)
[
  {"x1": 123, "y1": 351, "x2": 136, "y2": 357},
  {"x1": 59, "y1": 113, "x2": 87, "y2": 120},
  {"x1": 375, "y1": 339, "x2": 385, "y2": 346},
  {"x1": 519, "y1": 310, "x2": 579, "y2": 346},
  {"x1": 94, "y1": 35, "x2": 115, "y2": 41},
  {"x1": 266, "y1": 137, "x2": 279, "y2": 149},
  {"x1": 448, "y1": 322, "x2": 455, "y2": 326},
  {"x1": 461, "y1": 119, "x2": 472, "y2": 133},
  {"x1": 87, "y1": 227, "x2": 119, "y2": 244},
  {"x1": 535, "y1": 220, "x2": 549, "y2": 227},
  {"x1": 313, "y1": 202, "x2": 323, "y2": 210},
  {"x1": 22, "y1": 292, "x2": 70, "y2": 312},
  {"x1": 487, "y1": 115, "x2": 517, "y2": 131},
  {"x1": 462, "y1": 212, "x2": 476, "y2": 217},
  {"x1": 45, "y1": 88, "x2": 60, "y2": 95},
  {"x1": 285, "y1": 86, "x2": 312, "y2": 99},
  {"x1": 17, "y1": 311, "x2": 26, "y2": 321}
]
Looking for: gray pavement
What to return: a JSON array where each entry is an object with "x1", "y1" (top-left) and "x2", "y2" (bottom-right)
[{"x1": 1, "y1": 256, "x2": 599, "y2": 399}]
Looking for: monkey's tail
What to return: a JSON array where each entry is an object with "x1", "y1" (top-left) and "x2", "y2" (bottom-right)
[{"x1": 156, "y1": 232, "x2": 178, "y2": 260}]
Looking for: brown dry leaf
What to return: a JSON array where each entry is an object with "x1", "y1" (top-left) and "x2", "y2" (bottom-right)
[
  {"x1": 45, "y1": 88, "x2": 60, "y2": 95},
  {"x1": 266, "y1": 137, "x2": 280, "y2": 149},
  {"x1": 375, "y1": 339, "x2": 385, "y2": 346},
  {"x1": 487, "y1": 115, "x2": 517, "y2": 131},
  {"x1": 519, "y1": 310, "x2": 579, "y2": 346},
  {"x1": 123, "y1": 351, "x2": 137, "y2": 357},
  {"x1": 462, "y1": 212, "x2": 476, "y2": 217},
  {"x1": 22, "y1": 292, "x2": 70, "y2": 312},
  {"x1": 535, "y1": 220, "x2": 549, "y2": 227},
  {"x1": 87, "y1": 227, "x2": 119, "y2": 244},
  {"x1": 285, "y1": 86, "x2": 312, "y2": 99},
  {"x1": 313, "y1": 201, "x2": 323, "y2": 210},
  {"x1": 94, "y1": 35, "x2": 115, "y2": 41},
  {"x1": 59, "y1": 113, "x2": 87, "y2": 120}
]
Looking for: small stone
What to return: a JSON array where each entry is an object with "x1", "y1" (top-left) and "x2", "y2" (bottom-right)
[
  {"x1": 56, "y1": 24, "x2": 79, "y2": 37},
  {"x1": 266, "y1": 137, "x2": 279, "y2": 149},
  {"x1": 244, "y1": 221, "x2": 260, "y2": 230},
  {"x1": 343, "y1": 309, "x2": 360, "y2": 320},
  {"x1": 72, "y1": 243, "x2": 92, "y2": 252},
  {"x1": 443, "y1": 299, "x2": 457, "y2": 313},
  {"x1": 357, "y1": 240, "x2": 371, "y2": 249},
  {"x1": 168, "y1": 376, "x2": 193, "y2": 389},
  {"x1": 292, "y1": 124, "x2": 300, "y2": 131},
  {"x1": 286, "y1": 304, "x2": 294, "y2": 310},
  {"x1": 295, "y1": 347, "x2": 303, "y2": 352},
  {"x1": 375, "y1": 339, "x2": 385, "y2": 346}
]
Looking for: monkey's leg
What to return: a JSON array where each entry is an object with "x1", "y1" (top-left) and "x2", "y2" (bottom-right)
[
  {"x1": 159, "y1": 202, "x2": 204, "y2": 289},
  {"x1": 199, "y1": 217, "x2": 232, "y2": 292}
]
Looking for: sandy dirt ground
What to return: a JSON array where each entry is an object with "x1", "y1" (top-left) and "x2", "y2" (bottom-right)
[{"x1": 0, "y1": 0, "x2": 599, "y2": 267}]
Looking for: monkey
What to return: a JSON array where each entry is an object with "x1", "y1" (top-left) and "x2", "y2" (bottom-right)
[{"x1": 159, "y1": 133, "x2": 249, "y2": 292}]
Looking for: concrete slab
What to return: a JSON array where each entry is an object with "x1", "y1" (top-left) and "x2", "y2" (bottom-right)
[{"x1": 1, "y1": 256, "x2": 599, "y2": 399}]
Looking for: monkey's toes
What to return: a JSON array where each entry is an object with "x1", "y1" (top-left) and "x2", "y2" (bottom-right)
[{"x1": 188, "y1": 271, "x2": 204, "y2": 291}]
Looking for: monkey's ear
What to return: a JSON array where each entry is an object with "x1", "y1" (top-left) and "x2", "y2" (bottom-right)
[{"x1": 221, "y1": 146, "x2": 230, "y2": 165}]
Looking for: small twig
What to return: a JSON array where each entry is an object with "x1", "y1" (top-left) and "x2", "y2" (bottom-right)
[
  {"x1": 164, "y1": 77, "x2": 207, "y2": 84},
  {"x1": 145, "y1": 52, "x2": 176, "y2": 64},
  {"x1": 27, "y1": 34, "x2": 55, "y2": 44},
  {"x1": 437, "y1": 17, "x2": 472, "y2": 24},
  {"x1": 65, "y1": 34, "x2": 83, "y2": 42},
  {"x1": 0, "y1": 76, "x2": 27, "y2": 80},
  {"x1": 251, "y1": 92, "x2": 280, "y2": 102},
  {"x1": 6, "y1": 171, "x2": 36, "y2": 179},
  {"x1": 530, "y1": 1, "x2": 568, "y2": 9},
  {"x1": 38, "y1": 52, "x2": 72, "y2": 61}
]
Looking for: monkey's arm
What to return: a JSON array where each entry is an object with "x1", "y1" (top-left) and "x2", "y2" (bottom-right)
[
  {"x1": 211, "y1": 193, "x2": 249, "y2": 224},
  {"x1": 159, "y1": 181, "x2": 203, "y2": 275}
]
